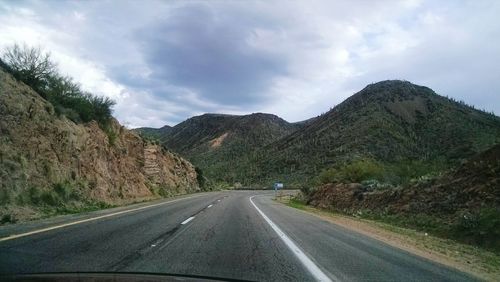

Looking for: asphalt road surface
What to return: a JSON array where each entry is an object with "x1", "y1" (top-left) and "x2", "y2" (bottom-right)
[{"x1": 0, "y1": 190, "x2": 477, "y2": 281}]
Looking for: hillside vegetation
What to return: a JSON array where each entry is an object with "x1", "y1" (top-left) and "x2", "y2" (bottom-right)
[
  {"x1": 241, "y1": 80, "x2": 500, "y2": 186},
  {"x1": 140, "y1": 80, "x2": 500, "y2": 188},
  {"x1": 307, "y1": 144, "x2": 500, "y2": 253},
  {"x1": 133, "y1": 125, "x2": 172, "y2": 142},
  {"x1": 1, "y1": 44, "x2": 114, "y2": 131},
  {"x1": 139, "y1": 113, "x2": 300, "y2": 187}
]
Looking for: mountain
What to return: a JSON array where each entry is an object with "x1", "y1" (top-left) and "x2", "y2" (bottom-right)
[
  {"x1": 136, "y1": 80, "x2": 500, "y2": 187},
  {"x1": 0, "y1": 67, "x2": 200, "y2": 223},
  {"x1": 246, "y1": 80, "x2": 500, "y2": 185},
  {"x1": 133, "y1": 125, "x2": 172, "y2": 140},
  {"x1": 137, "y1": 113, "x2": 300, "y2": 187}
]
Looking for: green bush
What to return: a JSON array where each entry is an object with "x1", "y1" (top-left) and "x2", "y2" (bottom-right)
[
  {"x1": 318, "y1": 159, "x2": 385, "y2": 184},
  {"x1": 342, "y1": 159, "x2": 385, "y2": 182},
  {"x1": 195, "y1": 167, "x2": 206, "y2": 189},
  {"x1": 53, "y1": 182, "x2": 72, "y2": 199},
  {"x1": 0, "y1": 188, "x2": 13, "y2": 205},
  {"x1": 387, "y1": 159, "x2": 446, "y2": 185},
  {"x1": 454, "y1": 208, "x2": 500, "y2": 251},
  {"x1": 26, "y1": 182, "x2": 79, "y2": 207},
  {"x1": 316, "y1": 158, "x2": 448, "y2": 186},
  {"x1": 103, "y1": 126, "x2": 118, "y2": 146},
  {"x1": 318, "y1": 168, "x2": 338, "y2": 184},
  {"x1": 1, "y1": 214, "x2": 16, "y2": 224},
  {"x1": 1, "y1": 44, "x2": 115, "y2": 129},
  {"x1": 40, "y1": 190, "x2": 61, "y2": 206},
  {"x1": 28, "y1": 186, "x2": 42, "y2": 205},
  {"x1": 157, "y1": 185, "x2": 174, "y2": 197}
]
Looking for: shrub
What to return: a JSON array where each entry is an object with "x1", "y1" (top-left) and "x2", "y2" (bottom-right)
[
  {"x1": 40, "y1": 190, "x2": 61, "y2": 206},
  {"x1": 387, "y1": 159, "x2": 446, "y2": 185},
  {"x1": 342, "y1": 159, "x2": 384, "y2": 182},
  {"x1": 1, "y1": 44, "x2": 115, "y2": 129},
  {"x1": 25, "y1": 182, "x2": 79, "y2": 207},
  {"x1": 103, "y1": 126, "x2": 118, "y2": 146},
  {"x1": 318, "y1": 168, "x2": 338, "y2": 184},
  {"x1": 318, "y1": 159, "x2": 385, "y2": 184},
  {"x1": 1, "y1": 214, "x2": 16, "y2": 224},
  {"x1": 1, "y1": 43, "x2": 56, "y2": 90},
  {"x1": 195, "y1": 167, "x2": 206, "y2": 189},
  {"x1": 0, "y1": 188, "x2": 12, "y2": 205},
  {"x1": 454, "y1": 208, "x2": 500, "y2": 251},
  {"x1": 54, "y1": 182, "x2": 71, "y2": 199},
  {"x1": 157, "y1": 185, "x2": 174, "y2": 197},
  {"x1": 28, "y1": 186, "x2": 42, "y2": 205}
]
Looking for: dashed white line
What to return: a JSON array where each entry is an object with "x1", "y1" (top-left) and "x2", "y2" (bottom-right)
[
  {"x1": 207, "y1": 204, "x2": 213, "y2": 208},
  {"x1": 181, "y1": 216, "x2": 195, "y2": 225},
  {"x1": 0, "y1": 194, "x2": 203, "y2": 242},
  {"x1": 249, "y1": 195, "x2": 334, "y2": 282}
]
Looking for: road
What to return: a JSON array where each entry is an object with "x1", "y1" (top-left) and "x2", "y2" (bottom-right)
[{"x1": 0, "y1": 190, "x2": 477, "y2": 281}]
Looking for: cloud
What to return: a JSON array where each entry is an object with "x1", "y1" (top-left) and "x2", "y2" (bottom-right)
[
  {"x1": 125, "y1": 3, "x2": 289, "y2": 108},
  {"x1": 0, "y1": 0, "x2": 499, "y2": 127}
]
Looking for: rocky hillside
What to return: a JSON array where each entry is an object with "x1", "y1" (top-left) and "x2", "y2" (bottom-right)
[
  {"x1": 136, "y1": 80, "x2": 500, "y2": 188},
  {"x1": 137, "y1": 113, "x2": 300, "y2": 186},
  {"x1": 0, "y1": 67, "x2": 199, "y2": 222},
  {"x1": 244, "y1": 80, "x2": 500, "y2": 185},
  {"x1": 308, "y1": 144, "x2": 500, "y2": 252}
]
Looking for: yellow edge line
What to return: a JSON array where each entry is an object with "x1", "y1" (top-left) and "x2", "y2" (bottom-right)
[{"x1": 0, "y1": 194, "x2": 201, "y2": 242}]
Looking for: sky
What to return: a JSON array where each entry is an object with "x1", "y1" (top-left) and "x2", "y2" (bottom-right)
[{"x1": 0, "y1": 0, "x2": 499, "y2": 128}]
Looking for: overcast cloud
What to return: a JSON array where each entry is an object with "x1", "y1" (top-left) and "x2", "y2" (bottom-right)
[{"x1": 0, "y1": 0, "x2": 499, "y2": 128}]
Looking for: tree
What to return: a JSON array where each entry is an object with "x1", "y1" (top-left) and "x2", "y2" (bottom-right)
[
  {"x1": 2, "y1": 43, "x2": 115, "y2": 129},
  {"x1": 2, "y1": 43, "x2": 56, "y2": 90}
]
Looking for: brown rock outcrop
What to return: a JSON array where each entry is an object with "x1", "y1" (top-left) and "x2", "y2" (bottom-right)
[{"x1": 0, "y1": 68, "x2": 199, "y2": 221}]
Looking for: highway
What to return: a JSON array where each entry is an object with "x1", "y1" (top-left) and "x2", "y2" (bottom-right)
[{"x1": 0, "y1": 190, "x2": 477, "y2": 281}]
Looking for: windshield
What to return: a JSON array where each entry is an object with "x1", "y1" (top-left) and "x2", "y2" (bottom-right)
[{"x1": 0, "y1": 1, "x2": 499, "y2": 281}]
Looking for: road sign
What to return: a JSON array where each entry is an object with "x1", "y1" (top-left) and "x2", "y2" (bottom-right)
[{"x1": 274, "y1": 182, "x2": 283, "y2": 190}]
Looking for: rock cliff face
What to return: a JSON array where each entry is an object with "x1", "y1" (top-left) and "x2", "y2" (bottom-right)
[{"x1": 0, "y1": 68, "x2": 199, "y2": 221}]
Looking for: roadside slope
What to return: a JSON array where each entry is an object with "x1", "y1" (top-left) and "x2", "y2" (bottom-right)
[
  {"x1": 308, "y1": 144, "x2": 500, "y2": 253},
  {"x1": 0, "y1": 67, "x2": 199, "y2": 223}
]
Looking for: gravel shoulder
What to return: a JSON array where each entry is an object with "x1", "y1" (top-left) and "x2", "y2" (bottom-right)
[{"x1": 280, "y1": 198, "x2": 500, "y2": 281}]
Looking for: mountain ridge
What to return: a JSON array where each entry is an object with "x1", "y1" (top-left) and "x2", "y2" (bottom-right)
[
  {"x1": 136, "y1": 80, "x2": 500, "y2": 187},
  {"x1": 143, "y1": 112, "x2": 300, "y2": 186}
]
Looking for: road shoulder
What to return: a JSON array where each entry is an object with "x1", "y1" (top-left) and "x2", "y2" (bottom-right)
[{"x1": 278, "y1": 198, "x2": 499, "y2": 281}]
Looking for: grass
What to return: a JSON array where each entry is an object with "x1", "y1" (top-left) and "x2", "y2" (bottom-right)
[
  {"x1": 281, "y1": 197, "x2": 500, "y2": 281},
  {"x1": 0, "y1": 180, "x2": 119, "y2": 224},
  {"x1": 39, "y1": 201, "x2": 115, "y2": 218},
  {"x1": 287, "y1": 198, "x2": 307, "y2": 210}
]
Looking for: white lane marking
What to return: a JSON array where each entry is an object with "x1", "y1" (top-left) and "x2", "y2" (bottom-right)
[
  {"x1": 249, "y1": 196, "x2": 334, "y2": 282},
  {"x1": 207, "y1": 204, "x2": 213, "y2": 208},
  {"x1": 217, "y1": 200, "x2": 221, "y2": 202},
  {"x1": 0, "y1": 194, "x2": 204, "y2": 242},
  {"x1": 181, "y1": 216, "x2": 195, "y2": 225}
]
